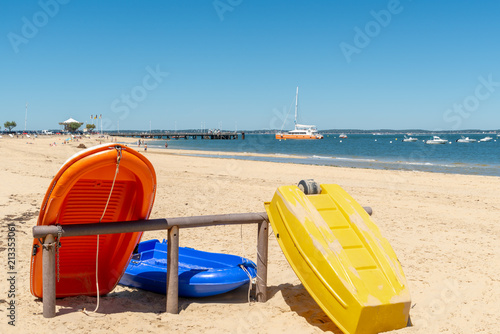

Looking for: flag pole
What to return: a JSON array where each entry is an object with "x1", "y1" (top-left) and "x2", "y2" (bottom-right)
[{"x1": 25, "y1": 102, "x2": 28, "y2": 131}]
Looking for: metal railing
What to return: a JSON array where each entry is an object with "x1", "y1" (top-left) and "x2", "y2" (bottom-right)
[
  {"x1": 33, "y1": 212, "x2": 270, "y2": 318},
  {"x1": 33, "y1": 206, "x2": 373, "y2": 318}
]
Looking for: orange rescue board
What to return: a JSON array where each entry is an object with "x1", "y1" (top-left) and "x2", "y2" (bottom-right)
[{"x1": 30, "y1": 143, "x2": 156, "y2": 298}]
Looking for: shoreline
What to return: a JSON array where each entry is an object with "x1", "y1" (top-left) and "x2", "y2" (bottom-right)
[
  {"x1": 135, "y1": 139, "x2": 500, "y2": 177},
  {"x1": 4, "y1": 134, "x2": 499, "y2": 177}
]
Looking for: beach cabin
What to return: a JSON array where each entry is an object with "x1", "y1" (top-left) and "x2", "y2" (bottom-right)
[{"x1": 59, "y1": 117, "x2": 83, "y2": 132}]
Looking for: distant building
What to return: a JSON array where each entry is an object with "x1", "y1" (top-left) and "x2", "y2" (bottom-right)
[{"x1": 59, "y1": 118, "x2": 83, "y2": 132}]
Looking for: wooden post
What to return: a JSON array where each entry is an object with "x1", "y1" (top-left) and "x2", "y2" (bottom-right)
[
  {"x1": 256, "y1": 220, "x2": 268, "y2": 302},
  {"x1": 42, "y1": 234, "x2": 56, "y2": 318},
  {"x1": 166, "y1": 226, "x2": 179, "y2": 314}
]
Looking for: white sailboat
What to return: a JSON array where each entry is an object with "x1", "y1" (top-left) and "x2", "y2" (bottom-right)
[{"x1": 276, "y1": 87, "x2": 323, "y2": 140}]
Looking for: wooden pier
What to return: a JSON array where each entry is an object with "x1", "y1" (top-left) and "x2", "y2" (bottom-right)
[{"x1": 113, "y1": 132, "x2": 244, "y2": 140}]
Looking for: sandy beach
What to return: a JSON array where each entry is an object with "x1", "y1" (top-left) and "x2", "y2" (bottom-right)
[{"x1": 1, "y1": 134, "x2": 499, "y2": 334}]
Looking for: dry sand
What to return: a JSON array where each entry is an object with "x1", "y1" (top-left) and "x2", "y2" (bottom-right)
[{"x1": 1, "y1": 135, "x2": 499, "y2": 333}]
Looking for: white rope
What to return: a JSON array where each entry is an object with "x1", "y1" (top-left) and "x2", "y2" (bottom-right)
[
  {"x1": 251, "y1": 227, "x2": 273, "y2": 294},
  {"x1": 239, "y1": 225, "x2": 254, "y2": 304},
  {"x1": 239, "y1": 264, "x2": 253, "y2": 304},
  {"x1": 254, "y1": 245, "x2": 266, "y2": 288},
  {"x1": 84, "y1": 146, "x2": 122, "y2": 316},
  {"x1": 240, "y1": 225, "x2": 245, "y2": 260}
]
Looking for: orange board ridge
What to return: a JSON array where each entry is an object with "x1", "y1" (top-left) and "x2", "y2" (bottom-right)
[{"x1": 30, "y1": 143, "x2": 156, "y2": 298}]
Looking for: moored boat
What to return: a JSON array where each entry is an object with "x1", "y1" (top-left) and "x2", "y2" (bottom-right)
[
  {"x1": 456, "y1": 136, "x2": 477, "y2": 143},
  {"x1": 402, "y1": 135, "x2": 418, "y2": 142},
  {"x1": 479, "y1": 136, "x2": 493, "y2": 142},
  {"x1": 276, "y1": 87, "x2": 323, "y2": 140},
  {"x1": 425, "y1": 136, "x2": 448, "y2": 144},
  {"x1": 276, "y1": 124, "x2": 324, "y2": 140}
]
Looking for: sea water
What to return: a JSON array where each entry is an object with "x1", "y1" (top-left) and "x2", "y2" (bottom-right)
[{"x1": 147, "y1": 134, "x2": 500, "y2": 176}]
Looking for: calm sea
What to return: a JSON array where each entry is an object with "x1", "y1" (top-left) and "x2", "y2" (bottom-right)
[{"x1": 147, "y1": 134, "x2": 500, "y2": 176}]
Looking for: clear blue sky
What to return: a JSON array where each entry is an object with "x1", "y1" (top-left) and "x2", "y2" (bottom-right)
[{"x1": 1, "y1": 0, "x2": 500, "y2": 131}]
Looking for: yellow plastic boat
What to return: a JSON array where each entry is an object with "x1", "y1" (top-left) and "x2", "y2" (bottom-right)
[{"x1": 265, "y1": 184, "x2": 411, "y2": 334}]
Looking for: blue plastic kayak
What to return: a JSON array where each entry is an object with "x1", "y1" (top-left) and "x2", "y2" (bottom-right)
[{"x1": 119, "y1": 239, "x2": 257, "y2": 297}]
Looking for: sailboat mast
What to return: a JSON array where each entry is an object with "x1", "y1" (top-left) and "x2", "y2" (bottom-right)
[{"x1": 294, "y1": 86, "x2": 298, "y2": 125}]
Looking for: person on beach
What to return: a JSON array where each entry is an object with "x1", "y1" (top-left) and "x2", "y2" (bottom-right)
[{"x1": 144, "y1": 143, "x2": 147, "y2": 152}]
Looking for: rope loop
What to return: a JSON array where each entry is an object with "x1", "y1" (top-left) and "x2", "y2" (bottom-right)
[
  {"x1": 239, "y1": 264, "x2": 254, "y2": 304},
  {"x1": 90, "y1": 145, "x2": 123, "y2": 314}
]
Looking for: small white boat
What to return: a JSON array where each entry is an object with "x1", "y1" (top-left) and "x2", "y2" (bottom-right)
[
  {"x1": 456, "y1": 136, "x2": 477, "y2": 143},
  {"x1": 402, "y1": 135, "x2": 418, "y2": 142},
  {"x1": 339, "y1": 133, "x2": 347, "y2": 139},
  {"x1": 425, "y1": 136, "x2": 448, "y2": 145},
  {"x1": 479, "y1": 136, "x2": 493, "y2": 142}
]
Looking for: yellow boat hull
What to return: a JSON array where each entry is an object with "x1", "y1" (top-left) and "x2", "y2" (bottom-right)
[{"x1": 265, "y1": 184, "x2": 411, "y2": 334}]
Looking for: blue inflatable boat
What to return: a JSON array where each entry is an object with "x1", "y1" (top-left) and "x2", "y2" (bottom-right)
[{"x1": 119, "y1": 239, "x2": 257, "y2": 297}]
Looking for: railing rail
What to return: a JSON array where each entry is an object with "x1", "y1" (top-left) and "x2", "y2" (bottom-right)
[{"x1": 33, "y1": 212, "x2": 270, "y2": 318}]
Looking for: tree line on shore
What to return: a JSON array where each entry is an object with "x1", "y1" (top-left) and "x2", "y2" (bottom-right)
[{"x1": 2, "y1": 121, "x2": 97, "y2": 133}]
